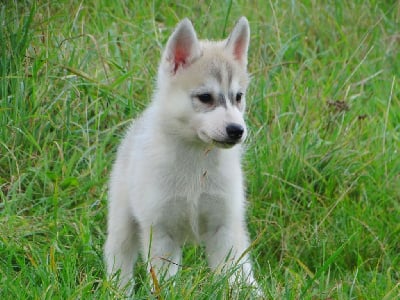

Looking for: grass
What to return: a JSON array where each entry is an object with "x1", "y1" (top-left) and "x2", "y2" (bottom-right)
[{"x1": 1, "y1": 0, "x2": 399, "y2": 299}]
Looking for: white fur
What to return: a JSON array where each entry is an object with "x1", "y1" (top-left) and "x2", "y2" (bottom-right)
[{"x1": 104, "y1": 17, "x2": 260, "y2": 293}]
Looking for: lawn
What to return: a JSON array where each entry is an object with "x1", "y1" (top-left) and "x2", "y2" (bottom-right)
[{"x1": 1, "y1": 0, "x2": 399, "y2": 299}]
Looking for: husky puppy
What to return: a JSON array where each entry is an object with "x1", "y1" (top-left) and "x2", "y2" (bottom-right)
[{"x1": 105, "y1": 17, "x2": 259, "y2": 292}]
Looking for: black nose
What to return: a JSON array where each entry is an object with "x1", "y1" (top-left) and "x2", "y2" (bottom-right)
[{"x1": 226, "y1": 123, "x2": 244, "y2": 140}]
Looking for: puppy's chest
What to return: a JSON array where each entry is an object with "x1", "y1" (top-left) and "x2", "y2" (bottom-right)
[
  {"x1": 159, "y1": 190, "x2": 226, "y2": 242},
  {"x1": 158, "y1": 155, "x2": 226, "y2": 239},
  {"x1": 162, "y1": 147, "x2": 223, "y2": 195}
]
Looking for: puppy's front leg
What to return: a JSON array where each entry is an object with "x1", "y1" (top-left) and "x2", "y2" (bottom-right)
[
  {"x1": 204, "y1": 224, "x2": 257, "y2": 287},
  {"x1": 141, "y1": 226, "x2": 182, "y2": 281}
]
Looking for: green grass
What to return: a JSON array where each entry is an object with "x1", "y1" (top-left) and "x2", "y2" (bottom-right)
[{"x1": 1, "y1": 0, "x2": 399, "y2": 299}]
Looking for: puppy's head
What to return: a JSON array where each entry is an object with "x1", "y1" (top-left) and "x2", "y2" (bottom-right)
[{"x1": 156, "y1": 17, "x2": 250, "y2": 149}]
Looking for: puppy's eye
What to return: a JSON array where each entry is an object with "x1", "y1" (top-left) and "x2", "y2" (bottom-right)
[
  {"x1": 197, "y1": 93, "x2": 213, "y2": 104},
  {"x1": 236, "y1": 92, "x2": 243, "y2": 103}
]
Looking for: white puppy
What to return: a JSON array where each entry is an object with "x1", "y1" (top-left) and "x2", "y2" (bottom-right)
[{"x1": 104, "y1": 16, "x2": 259, "y2": 293}]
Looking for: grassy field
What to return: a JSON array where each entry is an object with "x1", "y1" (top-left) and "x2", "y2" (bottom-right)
[{"x1": 1, "y1": 0, "x2": 399, "y2": 299}]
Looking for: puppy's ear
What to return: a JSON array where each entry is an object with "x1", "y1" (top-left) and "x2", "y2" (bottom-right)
[
  {"x1": 225, "y1": 17, "x2": 250, "y2": 67},
  {"x1": 163, "y1": 18, "x2": 202, "y2": 74}
]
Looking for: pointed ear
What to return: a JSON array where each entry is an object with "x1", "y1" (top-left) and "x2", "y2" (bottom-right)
[
  {"x1": 163, "y1": 18, "x2": 202, "y2": 74},
  {"x1": 225, "y1": 17, "x2": 250, "y2": 66}
]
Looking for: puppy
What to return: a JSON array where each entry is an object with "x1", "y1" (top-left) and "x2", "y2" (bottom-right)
[{"x1": 104, "y1": 16, "x2": 259, "y2": 294}]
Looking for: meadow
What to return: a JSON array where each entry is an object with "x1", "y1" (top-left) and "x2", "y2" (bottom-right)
[{"x1": 1, "y1": 1, "x2": 399, "y2": 299}]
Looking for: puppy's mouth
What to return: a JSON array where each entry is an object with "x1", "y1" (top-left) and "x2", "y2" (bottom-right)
[
  {"x1": 198, "y1": 130, "x2": 243, "y2": 149},
  {"x1": 211, "y1": 139, "x2": 241, "y2": 149}
]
